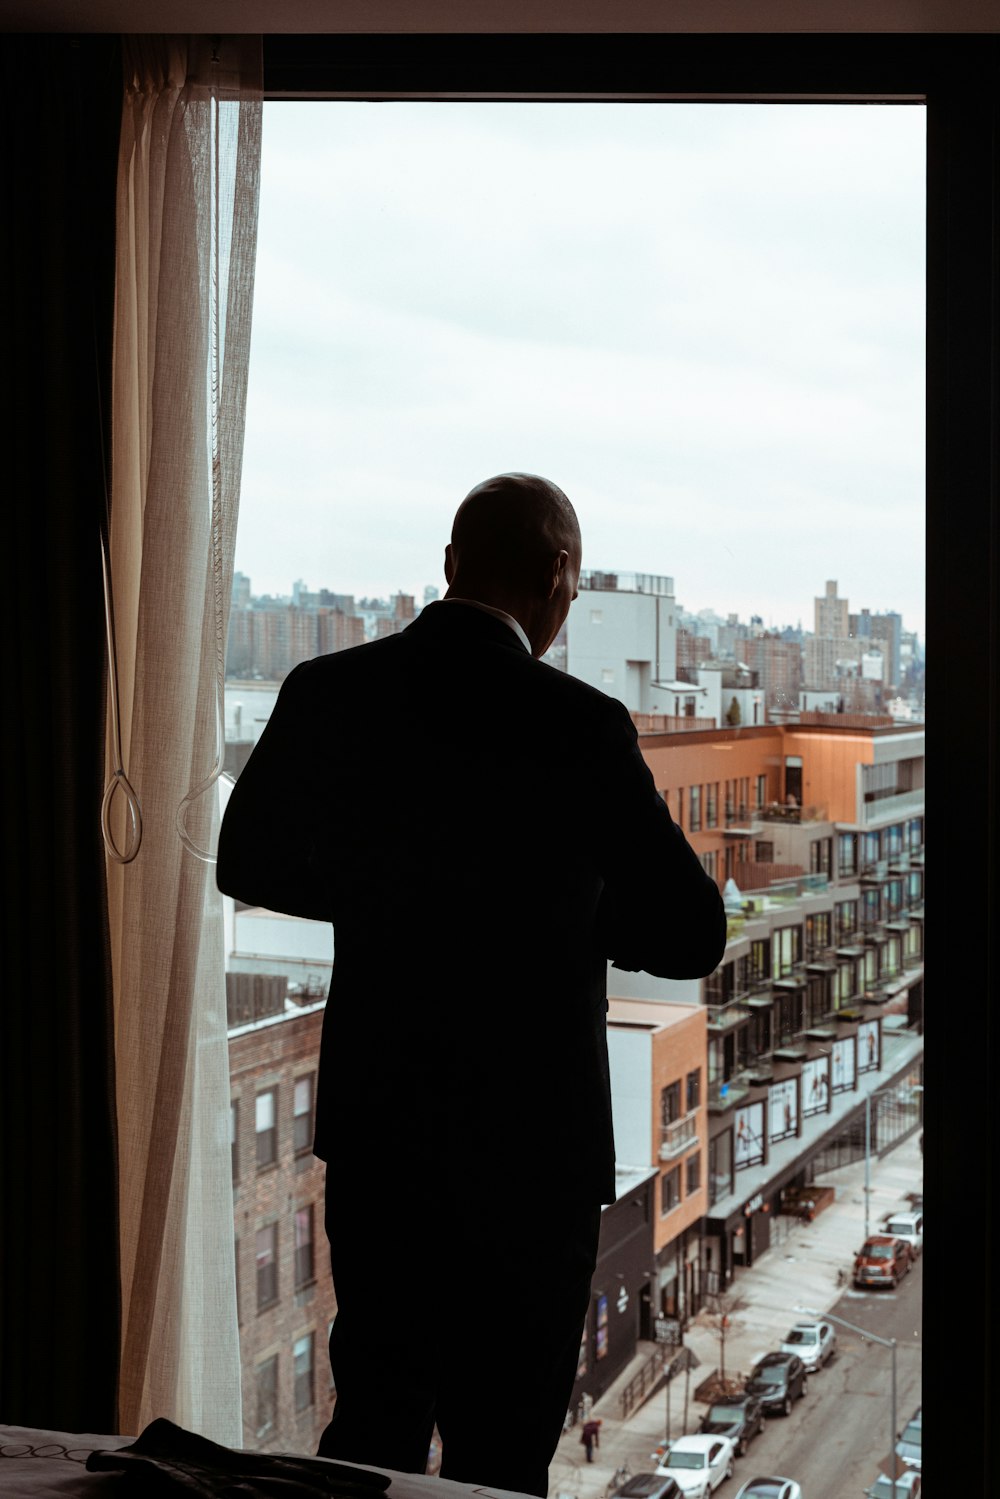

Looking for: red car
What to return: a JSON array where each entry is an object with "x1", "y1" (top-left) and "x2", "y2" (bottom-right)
[{"x1": 853, "y1": 1234, "x2": 913, "y2": 1289}]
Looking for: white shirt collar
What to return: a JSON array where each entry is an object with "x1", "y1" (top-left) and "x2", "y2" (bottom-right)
[{"x1": 441, "y1": 597, "x2": 532, "y2": 655}]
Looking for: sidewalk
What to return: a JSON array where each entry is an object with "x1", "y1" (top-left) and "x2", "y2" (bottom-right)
[{"x1": 547, "y1": 1130, "x2": 923, "y2": 1499}]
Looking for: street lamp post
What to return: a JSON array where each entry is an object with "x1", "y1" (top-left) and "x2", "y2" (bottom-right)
[{"x1": 796, "y1": 1304, "x2": 899, "y2": 1497}]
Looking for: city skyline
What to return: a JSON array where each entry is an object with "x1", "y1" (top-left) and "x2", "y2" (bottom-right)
[{"x1": 236, "y1": 101, "x2": 926, "y2": 638}]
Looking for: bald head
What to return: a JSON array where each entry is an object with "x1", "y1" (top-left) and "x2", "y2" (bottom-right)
[{"x1": 444, "y1": 473, "x2": 582, "y2": 657}]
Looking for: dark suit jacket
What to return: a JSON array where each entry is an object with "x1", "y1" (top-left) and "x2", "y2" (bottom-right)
[{"x1": 216, "y1": 602, "x2": 726, "y2": 1204}]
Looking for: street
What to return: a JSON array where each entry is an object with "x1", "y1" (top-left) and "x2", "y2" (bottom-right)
[{"x1": 695, "y1": 1260, "x2": 922, "y2": 1497}]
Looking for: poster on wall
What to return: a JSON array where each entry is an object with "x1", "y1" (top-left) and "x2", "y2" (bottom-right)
[
  {"x1": 596, "y1": 1293, "x2": 608, "y2": 1360},
  {"x1": 858, "y1": 1020, "x2": 880, "y2": 1073},
  {"x1": 802, "y1": 1056, "x2": 829, "y2": 1116},
  {"x1": 768, "y1": 1078, "x2": 798, "y2": 1141},
  {"x1": 734, "y1": 1102, "x2": 764, "y2": 1168},
  {"x1": 577, "y1": 1325, "x2": 588, "y2": 1378},
  {"x1": 832, "y1": 1037, "x2": 856, "y2": 1091}
]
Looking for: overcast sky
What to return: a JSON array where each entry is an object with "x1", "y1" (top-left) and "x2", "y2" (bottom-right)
[{"x1": 237, "y1": 101, "x2": 925, "y2": 637}]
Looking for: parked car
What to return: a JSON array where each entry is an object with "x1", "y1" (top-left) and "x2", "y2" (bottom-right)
[
  {"x1": 853, "y1": 1235, "x2": 913, "y2": 1289},
  {"x1": 865, "y1": 1470, "x2": 921, "y2": 1497},
  {"x1": 698, "y1": 1391, "x2": 765, "y2": 1456},
  {"x1": 895, "y1": 1406, "x2": 922, "y2": 1469},
  {"x1": 612, "y1": 1474, "x2": 683, "y2": 1499},
  {"x1": 654, "y1": 1434, "x2": 736, "y2": 1497},
  {"x1": 733, "y1": 1480, "x2": 803, "y2": 1499},
  {"x1": 745, "y1": 1352, "x2": 808, "y2": 1415},
  {"x1": 881, "y1": 1209, "x2": 923, "y2": 1256},
  {"x1": 779, "y1": 1317, "x2": 836, "y2": 1372}
]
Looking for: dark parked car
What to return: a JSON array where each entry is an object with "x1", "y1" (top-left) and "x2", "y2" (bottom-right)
[
  {"x1": 744, "y1": 1352, "x2": 808, "y2": 1416},
  {"x1": 611, "y1": 1475, "x2": 682, "y2": 1499},
  {"x1": 698, "y1": 1391, "x2": 765, "y2": 1456}
]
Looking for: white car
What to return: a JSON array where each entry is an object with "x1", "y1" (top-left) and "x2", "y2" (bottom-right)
[
  {"x1": 779, "y1": 1318, "x2": 836, "y2": 1372},
  {"x1": 882, "y1": 1209, "x2": 923, "y2": 1256},
  {"x1": 734, "y1": 1481, "x2": 803, "y2": 1499},
  {"x1": 655, "y1": 1434, "x2": 736, "y2": 1497},
  {"x1": 865, "y1": 1471, "x2": 921, "y2": 1497}
]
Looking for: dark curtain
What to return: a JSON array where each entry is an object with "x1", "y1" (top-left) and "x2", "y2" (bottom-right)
[{"x1": 0, "y1": 34, "x2": 122, "y2": 1431}]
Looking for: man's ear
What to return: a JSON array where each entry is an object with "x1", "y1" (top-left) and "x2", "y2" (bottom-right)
[
  {"x1": 547, "y1": 549, "x2": 569, "y2": 599},
  {"x1": 444, "y1": 544, "x2": 455, "y2": 585}
]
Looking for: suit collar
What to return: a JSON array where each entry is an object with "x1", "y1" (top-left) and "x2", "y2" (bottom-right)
[{"x1": 405, "y1": 599, "x2": 532, "y2": 654}]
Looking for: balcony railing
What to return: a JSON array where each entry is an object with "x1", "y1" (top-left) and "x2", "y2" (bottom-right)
[
  {"x1": 659, "y1": 1111, "x2": 699, "y2": 1159},
  {"x1": 758, "y1": 803, "x2": 827, "y2": 825}
]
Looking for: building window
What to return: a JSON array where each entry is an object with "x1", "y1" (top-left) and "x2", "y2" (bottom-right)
[
  {"x1": 838, "y1": 832, "x2": 858, "y2": 878},
  {"x1": 293, "y1": 1074, "x2": 315, "y2": 1155},
  {"x1": 689, "y1": 785, "x2": 702, "y2": 832},
  {"x1": 661, "y1": 1080, "x2": 682, "y2": 1126},
  {"x1": 675, "y1": 786, "x2": 684, "y2": 828},
  {"x1": 661, "y1": 1166, "x2": 681, "y2": 1216},
  {"x1": 706, "y1": 782, "x2": 718, "y2": 829},
  {"x1": 255, "y1": 1354, "x2": 278, "y2": 1439},
  {"x1": 750, "y1": 938, "x2": 770, "y2": 985},
  {"x1": 886, "y1": 823, "x2": 904, "y2": 859},
  {"x1": 862, "y1": 887, "x2": 881, "y2": 927},
  {"x1": 256, "y1": 1089, "x2": 277, "y2": 1169},
  {"x1": 805, "y1": 910, "x2": 831, "y2": 954},
  {"x1": 256, "y1": 1223, "x2": 278, "y2": 1311},
  {"x1": 809, "y1": 837, "x2": 832, "y2": 876},
  {"x1": 806, "y1": 971, "x2": 833, "y2": 1026},
  {"x1": 862, "y1": 830, "x2": 881, "y2": 869},
  {"x1": 755, "y1": 774, "x2": 767, "y2": 809},
  {"x1": 835, "y1": 959, "x2": 858, "y2": 1008},
  {"x1": 755, "y1": 840, "x2": 774, "y2": 863},
  {"x1": 837, "y1": 899, "x2": 859, "y2": 940},
  {"x1": 293, "y1": 1332, "x2": 315, "y2": 1412},
  {"x1": 231, "y1": 1099, "x2": 239, "y2": 1183},
  {"x1": 709, "y1": 1131, "x2": 733, "y2": 1207},
  {"x1": 590, "y1": 609, "x2": 603, "y2": 625},
  {"x1": 686, "y1": 1068, "x2": 701, "y2": 1111},
  {"x1": 907, "y1": 816, "x2": 924, "y2": 852},
  {"x1": 602, "y1": 667, "x2": 614, "y2": 684},
  {"x1": 772, "y1": 924, "x2": 802, "y2": 978},
  {"x1": 686, "y1": 1152, "x2": 702, "y2": 1195},
  {"x1": 294, "y1": 1205, "x2": 315, "y2": 1290},
  {"x1": 701, "y1": 850, "x2": 717, "y2": 880}
]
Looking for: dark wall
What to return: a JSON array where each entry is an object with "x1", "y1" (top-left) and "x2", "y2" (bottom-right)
[{"x1": 573, "y1": 1176, "x2": 655, "y2": 1410}]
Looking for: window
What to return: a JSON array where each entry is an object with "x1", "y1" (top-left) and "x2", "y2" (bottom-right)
[
  {"x1": 805, "y1": 910, "x2": 831, "y2": 954},
  {"x1": 675, "y1": 786, "x2": 684, "y2": 829},
  {"x1": 601, "y1": 667, "x2": 614, "y2": 684},
  {"x1": 862, "y1": 887, "x2": 881, "y2": 927},
  {"x1": 907, "y1": 816, "x2": 924, "y2": 852},
  {"x1": 255, "y1": 1354, "x2": 278, "y2": 1438},
  {"x1": 661, "y1": 1166, "x2": 681, "y2": 1216},
  {"x1": 836, "y1": 959, "x2": 858, "y2": 1007},
  {"x1": 755, "y1": 774, "x2": 767, "y2": 809},
  {"x1": 838, "y1": 832, "x2": 858, "y2": 878},
  {"x1": 689, "y1": 785, "x2": 702, "y2": 832},
  {"x1": 862, "y1": 830, "x2": 881, "y2": 869},
  {"x1": 231, "y1": 1099, "x2": 239, "y2": 1183},
  {"x1": 750, "y1": 938, "x2": 770, "y2": 986},
  {"x1": 293, "y1": 1074, "x2": 315, "y2": 1155},
  {"x1": 755, "y1": 840, "x2": 774, "y2": 863},
  {"x1": 771, "y1": 924, "x2": 802, "y2": 978},
  {"x1": 686, "y1": 1152, "x2": 701, "y2": 1194},
  {"x1": 701, "y1": 850, "x2": 717, "y2": 880},
  {"x1": 806, "y1": 971, "x2": 832, "y2": 1026},
  {"x1": 837, "y1": 899, "x2": 859, "y2": 940},
  {"x1": 809, "y1": 837, "x2": 832, "y2": 876},
  {"x1": 661, "y1": 1080, "x2": 682, "y2": 1126},
  {"x1": 256, "y1": 1088, "x2": 277, "y2": 1169},
  {"x1": 293, "y1": 1332, "x2": 315, "y2": 1412},
  {"x1": 706, "y1": 782, "x2": 718, "y2": 829},
  {"x1": 294, "y1": 1205, "x2": 315, "y2": 1290},
  {"x1": 686, "y1": 1068, "x2": 701, "y2": 1111},
  {"x1": 709, "y1": 1131, "x2": 733, "y2": 1207},
  {"x1": 256, "y1": 1223, "x2": 278, "y2": 1311},
  {"x1": 886, "y1": 823, "x2": 904, "y2": 859}
]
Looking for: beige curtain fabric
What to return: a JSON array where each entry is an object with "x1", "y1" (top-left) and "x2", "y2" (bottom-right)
[{"x1": 106, "y1": 35, "x2": 261, "y2": 1443}]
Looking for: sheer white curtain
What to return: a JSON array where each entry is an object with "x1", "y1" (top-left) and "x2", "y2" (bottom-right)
[{"x1": 105, "y1": 35, "x2": 261, "y2": 1442}]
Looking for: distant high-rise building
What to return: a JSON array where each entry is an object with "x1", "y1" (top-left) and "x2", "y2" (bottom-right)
[
  {"x1": 745, "y1": 632, "x2": 802, "y2": 713},
  {"x1": 232, "y1": 571, "x2": 252, "y2": 609},
  {"x1": 815, "y1": 580, "x2": 849, "y2": 639}
]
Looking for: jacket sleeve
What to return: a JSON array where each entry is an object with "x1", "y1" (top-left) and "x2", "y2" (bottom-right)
[
  {"x1": 590, "y1": 700, "x2": 727, "y2": 979},
  {"x1": 216, "y1": 662, "x2": 332, "y2": 921}
]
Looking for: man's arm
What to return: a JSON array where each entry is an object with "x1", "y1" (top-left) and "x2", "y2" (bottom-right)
[
  {"x1": 590, "y1": 701, "x2": 727, "y2": 979},
  {"x1": 216, "y1": 662, "x2": 331, "y2": 921}
]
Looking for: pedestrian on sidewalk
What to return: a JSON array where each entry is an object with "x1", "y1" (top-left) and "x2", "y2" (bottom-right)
[{"x1": 581, "y1": 1419, "x2": 602, "y2": 1462}]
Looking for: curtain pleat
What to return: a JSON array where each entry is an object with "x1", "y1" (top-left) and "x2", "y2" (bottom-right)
[{"x1": 108, "y1": 35, "x2": 261, "y2": 1442}]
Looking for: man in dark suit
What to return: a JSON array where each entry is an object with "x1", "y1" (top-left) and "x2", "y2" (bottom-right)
[{"x1": 216, "y1": 473, "x2": 725, "y2": 1496}]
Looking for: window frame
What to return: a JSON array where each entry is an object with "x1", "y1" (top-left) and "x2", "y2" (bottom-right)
[{"x1": 256, "y1": 38, "x2": 1000, "y2": 1489}]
